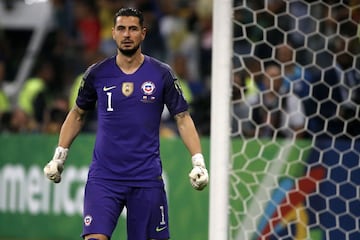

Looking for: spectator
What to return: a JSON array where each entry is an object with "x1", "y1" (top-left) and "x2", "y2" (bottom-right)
[
  {"x1": 197, "y1": 13, "x2": 212, "y2": 89},
  {"x1": 0, "y1": 51, "x2": 10, "y2": 117},
  {"x1": 96, "y1": 0, "x2": 124, "y2": 57},
  {"x1": 250, "y1": 62, "x2": 306, "y2": 139},
  {"x1": 336, "y1": 53, "x2": 360, "y2": 137},
  {"x1": 231, "y1": 70, "x2": 259, "y2": 137},
  {"x1": 3, "y1": 107, "x2": 35, "y2": 133},
  {"x1": 305, "y1": 50, "x2": 360, "y2": 139},
  {"x1": 42, "y1": 96, "x2": 69, "y2": 134},
  {"x1": 17, "y1": 60, "x2": 57, "y2": 130},
  {"x1": 275, "y1": 44, "x2": 308, "y2": 97},
  {"x1": 139, "y1": 2, "x2": 167, "y2": 61},
  {"x1": 73, "y1": 0, "x2": 101, "y2": 54},
  {"x1": 50, "y1": 0, "x2": 79, "y2": 82},
  {"x1": 158, "y1": 1, "x2": 200, "y2": 83}
]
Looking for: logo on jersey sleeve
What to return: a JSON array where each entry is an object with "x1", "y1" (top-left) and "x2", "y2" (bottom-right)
[
  {"x1": 174, "y1": 79, "x2": 183, "y2": 95},
  {"x1": 122, "y1": 82, "x2": 134, "y2": 96},
  {"x1": 79, "y1": 79, "x2": 85, "y2": 91}
]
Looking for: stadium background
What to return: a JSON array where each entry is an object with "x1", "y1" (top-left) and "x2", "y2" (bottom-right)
[
  {"x1": 0, "y1": 0, "x2": 212, "y2": 239},
  {"x1": 1, "y1": 0, "x2": 360, "y2": 240}
]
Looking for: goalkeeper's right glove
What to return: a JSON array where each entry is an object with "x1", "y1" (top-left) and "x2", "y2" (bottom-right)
[
  {"x1": 43, "y1": 146, "x2": 68, "y2": 183},
  {"x1": 189, "y1": 153, "x2": 209, "y2": 191}
]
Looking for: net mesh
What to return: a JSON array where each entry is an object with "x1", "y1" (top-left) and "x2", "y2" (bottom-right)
[{"x1": 230, "y1": 1, "x2": 359, "y2": 239}]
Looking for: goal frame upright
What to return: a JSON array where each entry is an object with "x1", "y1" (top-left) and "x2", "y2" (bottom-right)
[{"x1": 209, "y1": 0, "x2": 232, "y2": 239}]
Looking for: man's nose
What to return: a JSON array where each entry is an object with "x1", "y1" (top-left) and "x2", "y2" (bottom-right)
[{"x1": 123, "y1": 29, "x2": 130, "y2": 37}]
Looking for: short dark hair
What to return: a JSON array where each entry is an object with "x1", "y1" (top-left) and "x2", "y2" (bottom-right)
[{"x1": 114, "y1": 8, "x2": 144, "y2": 27}]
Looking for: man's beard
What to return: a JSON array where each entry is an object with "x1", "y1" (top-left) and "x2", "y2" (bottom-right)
[{"x1": 118, "y1": 44, "x2": 140, "y2": 57}]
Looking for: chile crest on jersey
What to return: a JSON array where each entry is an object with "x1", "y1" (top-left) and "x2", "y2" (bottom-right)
[{"x1": 141, "y1": 81, "x2": 156, "y2": 103}]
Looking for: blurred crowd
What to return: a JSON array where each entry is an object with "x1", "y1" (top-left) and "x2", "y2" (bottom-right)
[
  {"x1": 0, "y1": 0, "x2": 359, "y2": 140},
  {"x1": 231, "y1": 0, "x2": 360, "y2": 140},
  {"x1": 0, "y1": 0, "x2": 213, "y2": 136}
]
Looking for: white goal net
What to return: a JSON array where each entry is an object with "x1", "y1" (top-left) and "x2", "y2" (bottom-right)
[{"x1": 210, "y1": 0, "x2": 360, "y2": 240}]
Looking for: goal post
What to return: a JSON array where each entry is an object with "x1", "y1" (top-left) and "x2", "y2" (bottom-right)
[
  {"x1": 210, "y1": 1, "x2": 360, "y2": 240},
  {"x1": 209, "y1": 0, "x2": 232, "y2": 239}
]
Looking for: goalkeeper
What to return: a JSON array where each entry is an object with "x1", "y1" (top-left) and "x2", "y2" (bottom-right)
[{"x1": 43, "y1": 7, "x2": 208, "y2": 240}]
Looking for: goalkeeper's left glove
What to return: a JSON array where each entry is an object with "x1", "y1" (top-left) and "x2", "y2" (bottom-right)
[
  {"x1": 43, "y1": 146, "x2": 68, "y2": 183},
  {"x1": 189, "y1": 153, "x2": 209, "y2": 191}
]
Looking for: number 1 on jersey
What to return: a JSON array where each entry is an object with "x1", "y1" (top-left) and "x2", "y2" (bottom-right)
[
  {"x1": 106, "y1": 92, "x2": 114, "y2": 111},
  {"x1": 159, "y1": 205, "x2": 166, "y2": 225}
]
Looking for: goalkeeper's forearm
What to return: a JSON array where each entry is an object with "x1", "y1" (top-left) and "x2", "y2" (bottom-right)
[
  {"x1": 175, "y1": 111, "x2": 202, "y2": 156},
  {"x1": 58, "y1": 105, "x2": 87, "y2": 148}
]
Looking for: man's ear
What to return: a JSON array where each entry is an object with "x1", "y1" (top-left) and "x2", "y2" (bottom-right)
[
  {"x1": 142, "y1": 27, "x2": 147, "y2": 40},
  {"x1": 112, "y1": 28, "x2": 116, "y2": 40}
]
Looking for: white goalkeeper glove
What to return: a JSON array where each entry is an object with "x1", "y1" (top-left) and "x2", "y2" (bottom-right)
[
  {"x1": 43, "y1": 146, "x2": 68, "y2": 183},
  {"x1": 189, "y1": 153, "x2": 209, "y2": 191}
]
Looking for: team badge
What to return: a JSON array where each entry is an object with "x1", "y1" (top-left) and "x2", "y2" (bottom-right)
[
  {"x1": 141, "y1": 81, "x2": 156, "y2": 95},
  {"x1": 84, "y1": 215, "x2": 93, "y2": 226},
  {"x1": 122, "y1": 82, "x2": 134, "y2": 96}
]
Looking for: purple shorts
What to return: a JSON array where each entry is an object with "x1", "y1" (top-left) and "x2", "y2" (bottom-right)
[{"x1": 81, "y1": 180, "x2": 170, "y2": 240}]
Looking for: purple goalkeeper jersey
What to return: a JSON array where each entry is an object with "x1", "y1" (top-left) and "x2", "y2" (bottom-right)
[{"x1": 76, "y1": 55, "x2": 188, "y2": 187}]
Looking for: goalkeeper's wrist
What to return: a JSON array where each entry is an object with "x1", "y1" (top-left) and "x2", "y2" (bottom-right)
[
  {"x1": 191, "y1": 153, "x2": 205, "y2": 168},
  {"x1": 53, "y1": 146, "x2": 68, "y2": 162}
]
